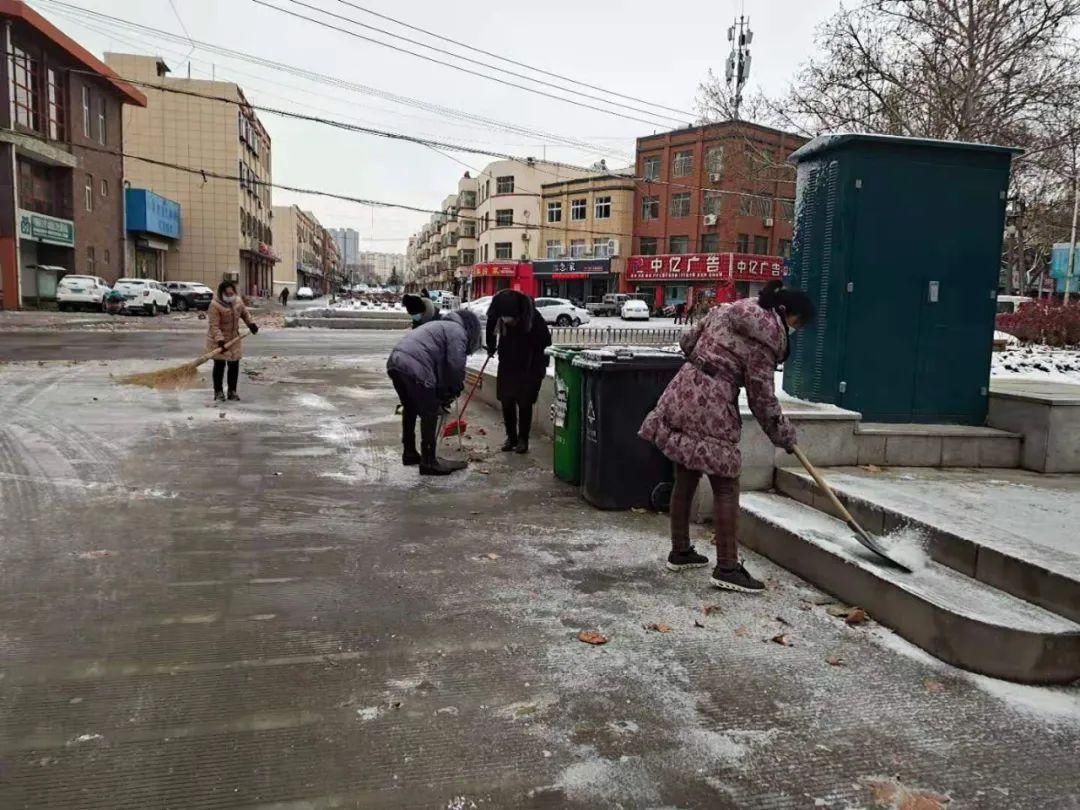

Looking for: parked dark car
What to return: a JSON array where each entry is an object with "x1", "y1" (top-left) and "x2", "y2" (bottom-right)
[{"x1": 165, "y1": 281, "x2": 214, "y2": 311}]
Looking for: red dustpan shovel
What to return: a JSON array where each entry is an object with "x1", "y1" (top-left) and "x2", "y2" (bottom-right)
[{"x1": 442, "y1": 356, "x2": 491, "y2": 440}]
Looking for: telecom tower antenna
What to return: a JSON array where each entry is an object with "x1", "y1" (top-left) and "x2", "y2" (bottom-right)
[{"x1": 725, "y1": 16, "x2": 753, "y2": 120}]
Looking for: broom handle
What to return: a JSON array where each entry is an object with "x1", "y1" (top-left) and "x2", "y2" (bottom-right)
[
  {"x1": 194, "y1": 332, "x2": 250, "y2": 365},
  {"x1": 454, "y1": 355, "x2": 490, "y2": 451}
]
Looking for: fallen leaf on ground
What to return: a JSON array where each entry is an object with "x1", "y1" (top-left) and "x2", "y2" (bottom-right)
[
  {"x1": 693, "y1": 620, "x2": 705, "y2": 628},
  {"x1": 860, "y1": 464, "x2": 884, "y2": 473},
  {"x1": 578, "y1": 631, "x2": 609, "y2": 645},
  {"x1": 645, "y1": 623, "x2": 673, "y2": 633},
  {"x1": 770, "y1": 633, "x2": 791, "y2": 646},
  {"x1": 844, "y1": 607, "x2": 869, "y2": 626},
  {"x1": 867, "y1": 778, "x2": 949, "y2": 809},
  {"x1": 483, "y1": 553, "x2": 500, "y2": 560},
  {"x1": 798, "y1": 601, "x2": 813, "y2": 611},
  {"x1": 734, "y1": 626, "x2": 749, "y2": 638},
  {"x1": 825, "y1": 604, "x2": 852, "y2": 618},
  {"x1": 825, "y1": 656, "x2": 845, "y2": 667},
  {"x1": 77, "y1": 550, "x2": 114, "y2": 560},
  {"x1": 923, "y1": 678, "x2": 946, "y2": 693},
  {"x1": 477, "y1": 428, "x2": 487, "y2": 436},
  {"x1": 476, "y1": 468, "x2": 490, "y2": 475},
  {"x1": 703, "y1": 604, "x2": 722, "y2": 616},
  {"x1": 775, "y1": 615, "x2": 791, "y2": 626}
]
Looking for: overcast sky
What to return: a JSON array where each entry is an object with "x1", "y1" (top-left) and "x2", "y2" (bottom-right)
[{"x1": 37, "y1": 0, "x2": 842, "y2": 254}]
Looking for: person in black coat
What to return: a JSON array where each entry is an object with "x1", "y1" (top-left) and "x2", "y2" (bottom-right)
[{"x1": 486, "y1": 289, "x2": 552, "y2": 454}]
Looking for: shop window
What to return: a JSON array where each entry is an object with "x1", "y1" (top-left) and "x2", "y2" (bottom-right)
[
  {"x1": 594, "y1": 196, "x2": 612, "y2": 219},
  {"x1": 10, "y1": 46, "x2": 41, "y2": 132},
  {"x1": 641, "y1": 196, "x2": 660, "y2": 220},
  {"x1": 571, "y1": 199, "x2": 587, "y2": 221},
  {"x1": 547, "y1": 201, "x2": 562, "y2": 223},
  {"x1": 672, "y1": 150, "x2": 693, "y2": 177},
  {"x1": 546, "y1": 240, "x2": 562, "y2": 259},
  {"x1": 701, "y1": 233, "x2": 721, "y2": 253},
  {"x1": 47, "y1": 68, "x2": 65, "y2": 140},
  {"x1": 669, "y1": 236, "x2": 690, "y2": 254},
  {"x1": 85, "y1": 174, "x2": 94, "y2": 212},
  {"x1": 753, "y1": 235, "x2": 770, "y2": 254},
  {"x1": 639, "y1": 237, "x2": 658, "y2": 255},
  {"x1": 706, "y1": 146, "x2": 724, "y2": 175},
  {"x1": 496, "y1": 175, "x2": 514, "y2": 194},
  {"x1": 736, "y1": 233, "x2": 750, "y2": 253},
  {"x1": 495, "y1": 208, "x2": 513, "y2": 226},
  {"x1": 495, "y1": 242, "x2": 513, "y2": 259},
  {"x1": 778, "y1": 239, "x2": 792, "y2": 259},
  {"x1": 643, "y1": 156, "x2": 661, "y2": 181},
  {"x1": 670, "y1": 193, "x2": 691, "y2": 218},
  {"x1": 703, "y1": 191, "x2": 722, "y2": 216},
  {"x1": 569, "y1": 239, "x2": 586, "y2": 258}
]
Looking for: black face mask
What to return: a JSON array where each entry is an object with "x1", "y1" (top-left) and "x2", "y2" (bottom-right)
[{"x1": 775, "y1": 310, "x2": 792, "y2": 365}]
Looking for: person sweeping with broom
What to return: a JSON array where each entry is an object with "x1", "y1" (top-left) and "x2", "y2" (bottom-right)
[
  {"x1": 639, "y1": 280, "x2": 814, "y2": 593},
  {"x1": 207, "y1": 280, "x2": 258, "y2": 402},
  {"x1": 485, "y1": 289, "x2": 551, "y2": 455}
]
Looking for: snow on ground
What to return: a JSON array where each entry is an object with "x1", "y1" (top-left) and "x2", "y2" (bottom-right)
[{"x1": 991, "y1": 344, "x2": 1080, "y2": 384}]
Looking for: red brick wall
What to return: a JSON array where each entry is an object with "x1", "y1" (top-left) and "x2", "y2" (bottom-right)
[{"x1": 632, "y1": 122, "x2": 806, "y2": 258}]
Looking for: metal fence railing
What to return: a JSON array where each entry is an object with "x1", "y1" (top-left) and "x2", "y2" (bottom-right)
[{"x1": 549, "y1": 325, "x2": 687, "y2": 347}]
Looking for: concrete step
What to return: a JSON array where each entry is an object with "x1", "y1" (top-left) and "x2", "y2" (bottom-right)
[
  {"x1": 739, "y1": 492, "x2": 1080, "y2": 684},
  {"x1": 855, "y1": 423, "x2": 1023, "y2": 468},
  {"x1": 774, "y1": 467, "x2": 1080, "y2": 624}
]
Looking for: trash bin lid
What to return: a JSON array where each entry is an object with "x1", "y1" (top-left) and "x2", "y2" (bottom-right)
[
  {"x1": 546, "y1": 346, "x2": 582, "y2": 360},
  {"x1": 572, "y1": 345, "x2": 684, "y2": 371}
]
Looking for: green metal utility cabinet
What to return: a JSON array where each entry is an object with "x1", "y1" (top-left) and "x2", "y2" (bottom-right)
[{"x1": 783, "y1": 134, "x2": 1019, "y2": 424}]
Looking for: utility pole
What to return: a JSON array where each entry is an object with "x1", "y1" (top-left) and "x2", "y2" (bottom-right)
[
  {"x1": 726, "y1": 16, "x2": 753, "y2": 120},
  {"x1": 1066, "y1": 145, "x2": 1079, "y2": 304}
]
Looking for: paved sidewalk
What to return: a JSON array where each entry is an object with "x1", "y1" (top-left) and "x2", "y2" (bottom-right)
[{"x1": 0, "y1": 342, "x2": 1077, "y2": 808}]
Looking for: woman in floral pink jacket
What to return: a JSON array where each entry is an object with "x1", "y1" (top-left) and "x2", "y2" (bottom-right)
[{"x1": 639, "y1": 281, "x2": 815, "y2": 593}]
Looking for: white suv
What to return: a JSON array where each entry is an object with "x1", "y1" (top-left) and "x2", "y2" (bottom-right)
[
  {"x1": 114, "y1": 278, "x2": 173, "y2": 315},
  {"x1": 56, "y1": 275, "x2": 110, "y2": 312},
  {"x1": 535, "y1": 297, "x2": 591, "y2": 327}
]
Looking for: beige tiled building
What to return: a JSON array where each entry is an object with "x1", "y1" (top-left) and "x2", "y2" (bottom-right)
[
  {"x1": 104, "y1": 53, "x2": 277, "y2": 296},
  {"x1": 271, "y1": 205, "x2": 321, "y2": 295}
]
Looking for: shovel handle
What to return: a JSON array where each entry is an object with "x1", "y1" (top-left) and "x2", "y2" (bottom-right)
[{"x1": 791, "y1": 446, "x2": 860, "y2": 528}]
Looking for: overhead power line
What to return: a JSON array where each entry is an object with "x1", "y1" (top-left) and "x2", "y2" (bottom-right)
[
  {"x1": 36, "y1": 0, "x2": 632, "y2": 161},
  {"x1": 257, "y1": 0, "x2": 687, "y2": 126},
  {"x1": 251, "y1": 0, "x2": 679, "y2": 129},
  {"x1": 331, "y1": 0, "x2": 696, "y2": 120}
]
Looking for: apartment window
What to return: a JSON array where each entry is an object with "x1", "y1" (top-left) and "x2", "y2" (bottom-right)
[
  {"x1": 641, "y1": 196, "x2": 660, "y2": 220},
  {"x1": 100, "y1": 179, "x2": 108, "y2": 198},
  {"x1": 84, "y1": 174, "x2": 94, "y2": 212},
  {"x1": 670, "y1": 193, "x2": 691, "y2": 218},
  {"x1": 701, "y1": 233, "x2": 721, "y2": 253},
  {"x1": 495, "y1": 242, "x2": 513, "y2": 259},
  {"x1": 740, "y1": 194, "x2": 773, "y2": 218},
  {"x1": 459, "y1": 249, "x2": 476, "y2": 266},
  {"x1": 47, "y1": 68, "x2": 65, "y2": 140},
  {"x1": 778, "y1": 199, "x2": 796, "y2": 222},
  {"x1": 639, "y1": 237, "x2": 658, "y2": 255},
  {"x1": 703, "y1": 191, "x2": 722, "y2": 216},
  {"x1": 706, "y1": 146, "x2": 724, "y2": 175},
  {"x1": 485, "y1": 179, "x2": 491, "y2": 199},
  {"x1": 495, "y1": 208, "x2": 513, "y2": 227},
  {"x1": 496, "y1": 175, "x2": 514, "y2": 194},
  {"x1": 737, "y1": 233, "x2": 750, "y2": 253},
  {"x1": 482, "y1": 244, "x2": 488, "y2": 261},
  {"x1": 86, "y1": 246, "x2": 95, "y2": 275},
  {"x1": 594, "y1": 196, "x2": 612, "y2": 220},
  {"x1": 571, "y1": 198, "x2": 587, "y2": 221},
  {"x1": 669, "y1": 235, "x2": 690, "y2": 254},
  {"x1": 104, "y1": 248, "x2": 110, "y2": 265},
  {"x1": 82, "y1": 86, "x2": 90, "y2": 138},
  {"x1": 98, "y1": 96, "x2": 107, "y2": 145},
  {"x1": 461, "y1": 219, "x2": 476, "y2": 238},
  {"x1": 672, "y1": 150, "x2": 693, "y2": 177},
  {"x1": 546, "y1": 240, "x2": 562, "y2": 259},
  {"x1": 778, "y1": 239, "x2": 792, "y2": 259},
  {"x1": 593, "y1": 239, "x2": 611, "y2": 258},
  {"x1": 547, "y1": 201, "x2": 562, "y2": 223},
  {"x1": 569, "y1": 239, "x2": 586, "y2": 258},
  {"x1": 643, "y1": 156, "x2": 660, "y2": 181},
  {"x1": 10, "y1": 47, "x2": 41, "y2": 131},
  {"x1": 753, "y1": 235, "x2": 770, "y2": 254}
]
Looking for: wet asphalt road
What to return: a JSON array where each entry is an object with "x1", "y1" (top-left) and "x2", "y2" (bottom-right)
[{"x1": 0, "y1": 332, "x2": 1078, "y2": 808}]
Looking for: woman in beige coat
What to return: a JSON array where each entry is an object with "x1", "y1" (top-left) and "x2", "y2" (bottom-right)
[{"x1": 206, "y1": 280, "x2": 258, "y2": 401}]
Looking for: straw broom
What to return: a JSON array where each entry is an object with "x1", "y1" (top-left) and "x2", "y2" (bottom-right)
[{"x1": 117, "y1": 332, "x2": 251, "y2": 389}]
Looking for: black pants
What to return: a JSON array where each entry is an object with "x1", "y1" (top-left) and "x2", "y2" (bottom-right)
[
  {"x1": 212, "y1": 360, "x2": 240, "y2": 394},
  {"x1": 501, "y1": 398, "x2": 534, "y2": 443},
  {"x1": 389, "y1": 370, "x2": 440, "y2": 453}
]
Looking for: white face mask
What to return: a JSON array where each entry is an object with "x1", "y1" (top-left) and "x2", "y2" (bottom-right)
[{"x1": 222, "y1": 294, "x2": 237, "y2": 304}]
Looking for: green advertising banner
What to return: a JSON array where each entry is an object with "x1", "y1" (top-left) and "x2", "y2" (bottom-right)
[{"x1": 19, "y1": 209, "x2": 75, "y2": 247}]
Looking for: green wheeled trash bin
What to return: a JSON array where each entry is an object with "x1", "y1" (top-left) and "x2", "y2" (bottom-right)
[
  {"x1": 573, "y1": 347, "x2": 685, "y2": 510},
  {"x1": 549, "y1": 347, "x2": 584, "y2": 484}
]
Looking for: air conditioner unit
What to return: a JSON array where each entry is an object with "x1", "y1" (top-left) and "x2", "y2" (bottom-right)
[
  {"x1": 710, "y1": 173, "x2": 722, "y2": 182},
  {"x1": 607, "y1": 239, "x2": 620, "y2": 256},
  {"x1": 764, "y1": 217, "x2": 775, "y2": 227},
  {"x1": 703, "y1": 214, "x2": 718, "y2": 226},
  {"x1": 521, "y1": 232, "x2": 531, "y2": 241}
]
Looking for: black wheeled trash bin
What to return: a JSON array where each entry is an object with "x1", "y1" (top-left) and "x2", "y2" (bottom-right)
[{"x1": 572, "y1": 347, "x2": 685, "y2": 510}]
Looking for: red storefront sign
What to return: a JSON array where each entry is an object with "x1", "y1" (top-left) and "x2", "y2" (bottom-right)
[
  {"x1": 626, "y1": 253, "x2": 785, "y2": 282},
  {"x1": 471, "y1": 262, "x2": 521, "y2": 278}
]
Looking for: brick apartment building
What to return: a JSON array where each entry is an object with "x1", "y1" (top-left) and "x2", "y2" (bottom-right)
[
  {"x1": 628, "y1": 121, "x2": 806, "y2": 310},
  {"x1": 0, "y1": 0, "x2": 146, "y2": 309}
]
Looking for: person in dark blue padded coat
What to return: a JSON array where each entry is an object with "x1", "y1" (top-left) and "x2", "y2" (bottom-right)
[{"x1": 386, "y1": 310, "x2": 482, "y2": 476}]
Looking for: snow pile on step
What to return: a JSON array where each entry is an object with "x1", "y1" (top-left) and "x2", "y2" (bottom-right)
[{"x1": 992, "y1": 345, "x2": 1080, "y2": 383}]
